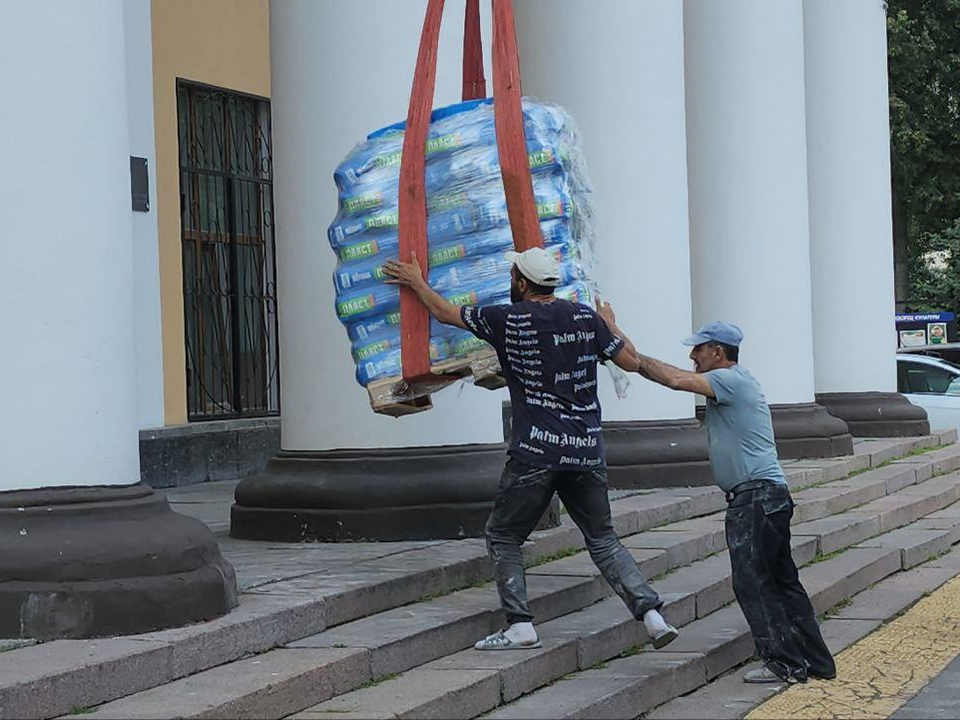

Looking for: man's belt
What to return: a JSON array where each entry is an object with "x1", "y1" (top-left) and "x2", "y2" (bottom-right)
[{"x1": 724, "y1": 480, "x2": 770, "y2": 504}]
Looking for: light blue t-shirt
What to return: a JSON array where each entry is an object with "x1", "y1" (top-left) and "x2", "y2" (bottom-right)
[{"x1": 703, "y1": 365, "x2": 787, "y2": 492}]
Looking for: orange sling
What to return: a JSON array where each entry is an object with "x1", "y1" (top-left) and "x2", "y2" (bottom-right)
[{"x1": 398, "y1": 0, "x2": 544, "y2": 387}]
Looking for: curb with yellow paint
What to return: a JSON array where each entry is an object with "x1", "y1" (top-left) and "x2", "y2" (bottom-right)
[{"x1": 746, "y1": 575, "x2": 960, "y2": 719}]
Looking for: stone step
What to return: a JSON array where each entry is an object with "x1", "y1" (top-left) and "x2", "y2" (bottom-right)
[
  {"x1": 73, "y1": 520, "x2": 813, "y2": 719},
  {"x1": 645, "y1": 545, "x2": 960, "y2": 720},
  {"x1": 63, "y1": 647, "x2": 369, "y2": 720},
  {"x1": 75, "y1": 450, "x2": 960, "y2": 720},
  {"x1": 846, "y1": 471, "x2": 960, "y2": 534},
  {"x1": 5, "y1": 435, "x2": 955, "y2": 719},
  {"x1": 489, "y1": 504, "x2": 960, "y2": 720},
  {"x1": 293, "y1": 497, "x2": 960, "y2": 720},
  {"x1": 480, "y1": 536, "x2": 956, "y2": 718},
  {"x1": 479, "y1": 547, "x2": 908, "y2": 719},
  {"x1": 293, "y1": 455, "x2": 944, "y2": 705},
  {"x1": 855, "y1": 514, "x2": 960, "y2": 570},
  {"x1": 0, "y1": 487, "x2": 723, "y2": 720},
  {"x1": 289, "y1": 542, "x2": 813, "y2": 720}
]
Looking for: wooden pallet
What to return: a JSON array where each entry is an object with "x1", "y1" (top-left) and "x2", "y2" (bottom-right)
[{"x1": 367, "y1": 349, "x2": 506, "y2": 417}]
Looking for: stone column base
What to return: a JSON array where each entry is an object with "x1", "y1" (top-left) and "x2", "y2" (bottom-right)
[
  {"x1": 230, "y1": 443, "x2": 559, "y2": 542},
  {"x1": 0, "y1": 484, "x2": 237, "y2": 640},
  {"x1": 604, "y1": 419, "x2": 712, "y2": 489},
  {"x1": 770, "y1": 402, "x2": 854, "y2": 458},
  {"x1": 815, "y1": 392, "x2": 930, "y2": 437}
]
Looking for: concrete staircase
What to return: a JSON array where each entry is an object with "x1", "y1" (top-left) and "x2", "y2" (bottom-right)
[{"x1": 4, "y1": 432, "x2": 960, "y2": 720}]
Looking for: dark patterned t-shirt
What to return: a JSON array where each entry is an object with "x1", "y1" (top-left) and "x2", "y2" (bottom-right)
[{"x1": 461, "y1": 299, "x2": 624, "y2": 470}]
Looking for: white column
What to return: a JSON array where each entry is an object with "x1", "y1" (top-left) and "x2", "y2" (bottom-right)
[
  {"x1": 684, "y1": 0, "x2": 815, "y2": 404},
  {"x1": 271, "y1": 0, "x2": 504, "y2": 451},
  {"x1": 0, "y1": 0, "x2": 140, "y2": 490},
  {"x1": 123, "y1": 0, "x2": 166, "y2": 429},
  {"x1": 513, "y1": 0, "x2": 694, "y2": 423},
  {"x1": 804, "y1": 0, "x2": 897, "y2": 394}
]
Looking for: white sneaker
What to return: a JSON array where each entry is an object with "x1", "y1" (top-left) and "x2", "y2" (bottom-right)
[
  {"x1": 474, "y1": 629, "x2": 543, "y2": 651},
  {"x1": 651, "y1": 624, "x2": 679, "y2": 649}
]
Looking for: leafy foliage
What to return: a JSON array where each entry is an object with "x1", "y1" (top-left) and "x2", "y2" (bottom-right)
[{"x1": 888, "y1": 0, "x2": 960, "y2": 309}]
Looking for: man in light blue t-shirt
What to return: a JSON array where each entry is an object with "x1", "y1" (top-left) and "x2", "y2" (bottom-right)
[{"x1": 595, "y1": 307, "x2": 836, "y2": 685}]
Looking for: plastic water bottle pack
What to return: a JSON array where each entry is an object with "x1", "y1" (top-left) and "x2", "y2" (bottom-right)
[{"x1": 328, "y1": 97, "x2": 598, "y2": 388}]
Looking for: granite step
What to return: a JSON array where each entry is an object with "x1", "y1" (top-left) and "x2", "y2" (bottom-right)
[
  {"x1": 484, "y1": 517, "x2": 960, "y2": 720},
  {"x1": 0, "y1": 486, "x2": 726, "y2": 720},
  {"x1": 70, "y1": 444, "x2": 960, "y2": 720},
  {"x1": 290, "y1": 494, "x2": 960, "y2": 720},
  {"x1": 4, "y1": 434, "x2": 955, "y2": 720},
  {"x1": 476, "y1": 546, "x2": 906, "y2": 719},
  {"x1": 645, "y1": 545, "x2": 960, "y2": 720}
]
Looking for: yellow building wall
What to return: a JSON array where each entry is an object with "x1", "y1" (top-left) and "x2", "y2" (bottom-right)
[{"x1": 151, "y1": 0, "x2": 271, "y2": 425}]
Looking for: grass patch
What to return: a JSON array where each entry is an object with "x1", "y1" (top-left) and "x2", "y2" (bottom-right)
[
  {"x1": 824, "y1": 596, "x2": 852, "y2": 617},
  {"x1": 810, "y1": 548, "x2": 845, "y2": 565},
  {"x1": 0, "y1": 639, "x2": 37, "y2": 654},
  {"x1": 618, "y1": 644, "x2": 644, "y2": 658},
  {"x1": 414, "y1": 574, "x2": 493, "y2": 604},
  {"x1": 530, "y1": 546, "x2": 582, "y2": 568},
  {"x1": 651, "y1": 566, "x2": 678, "y2": 582},
  {"x1": 875, "y1": 443, "x2": 949, "y2": 470},
  {"x1": 906, "y1": 443, "x2": 949, "y2": 457},
  {"x1": 360, "y1": 672, "x2": 400, "y2": 689},
  {"x1": 926, "y1": 546, "x2": 955, "y2": 563}
]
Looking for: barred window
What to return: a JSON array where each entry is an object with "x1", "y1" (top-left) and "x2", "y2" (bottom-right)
[{"x1": 177, "y1": 80, "x2": 280, "y2": 420}]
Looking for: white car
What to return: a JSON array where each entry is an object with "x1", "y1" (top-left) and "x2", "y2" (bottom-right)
[{"x1": 897, "y1": 353, "x2": 960, "y2": 432}]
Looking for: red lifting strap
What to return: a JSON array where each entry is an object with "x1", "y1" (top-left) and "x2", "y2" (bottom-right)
[
  {"x1": 462, "y1": 0, "x2": 486, "y2": 101},
  {"x1": 399, "y1": 0, "x2": 543, "y2": 385}
]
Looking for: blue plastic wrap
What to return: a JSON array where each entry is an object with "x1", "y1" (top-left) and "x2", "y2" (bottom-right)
[{"x1": 329, "y1": 97, "x2": 598, "y2": 387}]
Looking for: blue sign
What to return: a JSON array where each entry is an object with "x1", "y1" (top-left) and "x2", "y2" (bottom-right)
[{"x1": 896, "y1": 312, "x2": 955, "y2": 323}]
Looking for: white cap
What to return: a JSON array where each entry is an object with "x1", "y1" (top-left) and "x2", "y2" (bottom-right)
[{"x1": 505, "y1": 246, "x2": 561, "y2": 287}]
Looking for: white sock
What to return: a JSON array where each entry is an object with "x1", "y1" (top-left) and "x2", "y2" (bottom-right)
[
  {"x1": 643, "y1": 609, "x2": 669, "y2": 636},
  {"x1": 504, "y1": 622, "x2": 538, "y2": 644}
]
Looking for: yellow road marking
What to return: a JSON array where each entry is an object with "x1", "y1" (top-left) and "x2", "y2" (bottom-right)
[{"x1": 746, "y1": 575, "x2": 960, "y2": 720}]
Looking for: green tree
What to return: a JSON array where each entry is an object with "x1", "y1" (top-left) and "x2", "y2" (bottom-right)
[{"x1": 887, "y1": 0, "x2": 960, "y2": 310}]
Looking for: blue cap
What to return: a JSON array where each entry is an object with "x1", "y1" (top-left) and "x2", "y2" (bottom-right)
[{"x1": 682, "y1": 321, "x2": 744, "y2": 348}]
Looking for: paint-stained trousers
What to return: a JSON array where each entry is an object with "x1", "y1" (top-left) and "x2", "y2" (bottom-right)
[
  {"x1": 726, "y1": 481, "x2": 837, "y2": 682},
  {"x1": 485, "y1": 458, "x2": 662, "y2": 625}
]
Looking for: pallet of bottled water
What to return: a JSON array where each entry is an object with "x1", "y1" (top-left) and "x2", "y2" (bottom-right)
[{"x1": 328, "y1": 97, "x2": 597, "y2": 415}]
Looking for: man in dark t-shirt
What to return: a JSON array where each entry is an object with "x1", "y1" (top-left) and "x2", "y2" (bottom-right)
[{"x1": 385, "y1": 247, "x2": 677, "y2": 651}]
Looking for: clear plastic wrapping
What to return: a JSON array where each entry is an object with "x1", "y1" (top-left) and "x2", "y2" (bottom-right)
[{"x1": 328, "y1": 97, "x2": 599, "y2": 387}]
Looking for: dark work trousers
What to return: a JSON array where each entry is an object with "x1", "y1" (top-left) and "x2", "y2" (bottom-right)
[
  {"x1": 725, "y1": 482, "x2": 837, "y2": 682},
  {"x1": 486, "y1": 458, "x2": 662, "y2": 625}
]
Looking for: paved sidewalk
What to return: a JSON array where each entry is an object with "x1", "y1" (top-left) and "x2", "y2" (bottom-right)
[
  {"x1": 893, "y1": 652, "x2": 960, "y2": 719},
  {"x1": 162, "y1": 479, "x2": 239, "y2": 534},
  {"x1": 165, "y1": 479, "x2": 455, "y2": 590},
  {"x1": 746, "y1": 575, "x2": 960, "y2": 720}
]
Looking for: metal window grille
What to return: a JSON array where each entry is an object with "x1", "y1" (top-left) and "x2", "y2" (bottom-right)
[{"x1": 177, "y1": 80, "x2": 280, "y2": 420}]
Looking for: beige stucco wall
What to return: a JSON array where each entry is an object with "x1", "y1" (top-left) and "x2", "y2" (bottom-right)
[{"x1": 151, "y1": 0, "x2": 270, "y2": 424}]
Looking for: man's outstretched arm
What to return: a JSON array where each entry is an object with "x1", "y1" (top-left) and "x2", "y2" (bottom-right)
[
  {"x1": 631, "y1": 352, "x2": 715, "y2": 397},
  {"x1": 595, "y1": 298, "x2": 715, "y2": 398},
  {"x1": 383, "y1": 253, "x2": 467, "y2": 329}
]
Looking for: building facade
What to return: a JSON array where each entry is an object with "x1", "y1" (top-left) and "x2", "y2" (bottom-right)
[{"x1": 0, "y1": 0, "x2": 929, "y2": 638}]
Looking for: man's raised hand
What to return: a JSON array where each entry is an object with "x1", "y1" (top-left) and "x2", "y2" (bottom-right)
[
  {"x1": 384, "y1": 252, "x2": 425, "y2": 288},
  {"x1": 595, "y1": 296, "x2": 617, "y2": 328}
]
